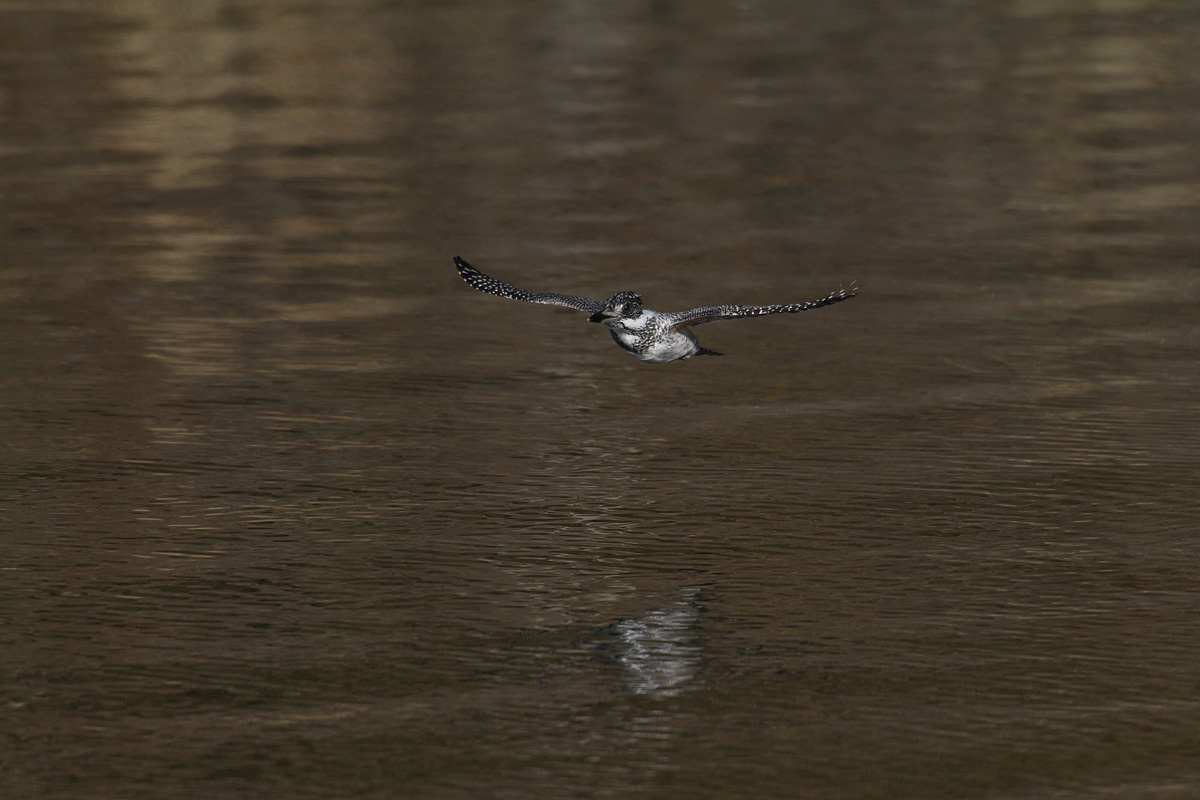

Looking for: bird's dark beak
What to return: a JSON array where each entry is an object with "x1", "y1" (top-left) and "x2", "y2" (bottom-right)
[{"x1": 589, "y1": 310, "x2": 614, "y2": 323}]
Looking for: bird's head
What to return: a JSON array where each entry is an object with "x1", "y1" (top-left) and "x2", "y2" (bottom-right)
[{"x1": 589, "y1": 291, "x2": 643, "y2": 324}]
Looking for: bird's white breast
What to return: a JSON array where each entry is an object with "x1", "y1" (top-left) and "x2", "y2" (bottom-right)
[
  {"x1": 638, "y1": 334, "x2": 701, "y2": 363},
  {"x1": 604, "y1": 311, "x2": 702, "y2": 363}
]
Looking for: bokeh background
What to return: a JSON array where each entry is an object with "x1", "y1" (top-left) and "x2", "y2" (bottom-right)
[{"x1": 3, "y1": 2, "x2": 1200, "y2": 798}]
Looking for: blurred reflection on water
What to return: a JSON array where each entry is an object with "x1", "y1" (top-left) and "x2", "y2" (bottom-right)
[
  {"x1": 3, "y1": 1, "x2": 1200, "y2": 799},
  {"x1": 614, "y1": 589, "x2": 703, "y2": 696}
]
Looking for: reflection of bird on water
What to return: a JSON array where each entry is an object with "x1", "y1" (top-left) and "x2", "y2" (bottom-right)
[
  {"x1": 454, "y1": 256, "x2": 857, "y2": 364},
  {"x1": 615, "y1": 591, "x2": 704, "y2": 696}
]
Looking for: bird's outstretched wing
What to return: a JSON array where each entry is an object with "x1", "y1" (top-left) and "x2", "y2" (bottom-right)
[
  {"x1": 667, "y1": 283, "x2": 858, "y2": 331},
  {"x1": 454, "y1": 257, "x2": 604, "y2": 315}
]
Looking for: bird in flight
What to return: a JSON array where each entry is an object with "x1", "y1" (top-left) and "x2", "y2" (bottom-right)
[{"x1": 454, "y1": 256, "x2": 856, "y2": 364}]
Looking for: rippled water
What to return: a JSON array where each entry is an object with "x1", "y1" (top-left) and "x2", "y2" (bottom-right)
[{"x1": 4, "y1": 2, "x2": 1200, "y2": 798}]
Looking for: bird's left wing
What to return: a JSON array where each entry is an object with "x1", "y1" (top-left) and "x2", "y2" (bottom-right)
[
  {"x1": 667, "y1": 283, "x2": 858, "y2": 331},
  {"x1": 454, "y1": 257, "x2": 604, "y2": 314}
]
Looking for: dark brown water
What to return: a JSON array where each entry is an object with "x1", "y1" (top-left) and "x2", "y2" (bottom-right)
[{"x1": 4, "y1": 2, "x2": 1200, "y2": 798}]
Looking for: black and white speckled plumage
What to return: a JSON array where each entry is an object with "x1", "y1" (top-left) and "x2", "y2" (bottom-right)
[
  {"x1": 455, "y1": 257, "x2": 603, "y2": 315},
  {"x1": 454, "y1": 256, "x2": 856, "y2": 364}
]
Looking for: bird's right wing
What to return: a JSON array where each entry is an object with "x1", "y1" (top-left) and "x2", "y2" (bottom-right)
[{"x1": 454, "y1": 257, "x2": 604, "y2": 314}]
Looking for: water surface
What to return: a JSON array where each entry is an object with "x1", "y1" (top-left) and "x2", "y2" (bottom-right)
[{"x1": 3, "y1": 2, "x2": 1200, "y2": 798}]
